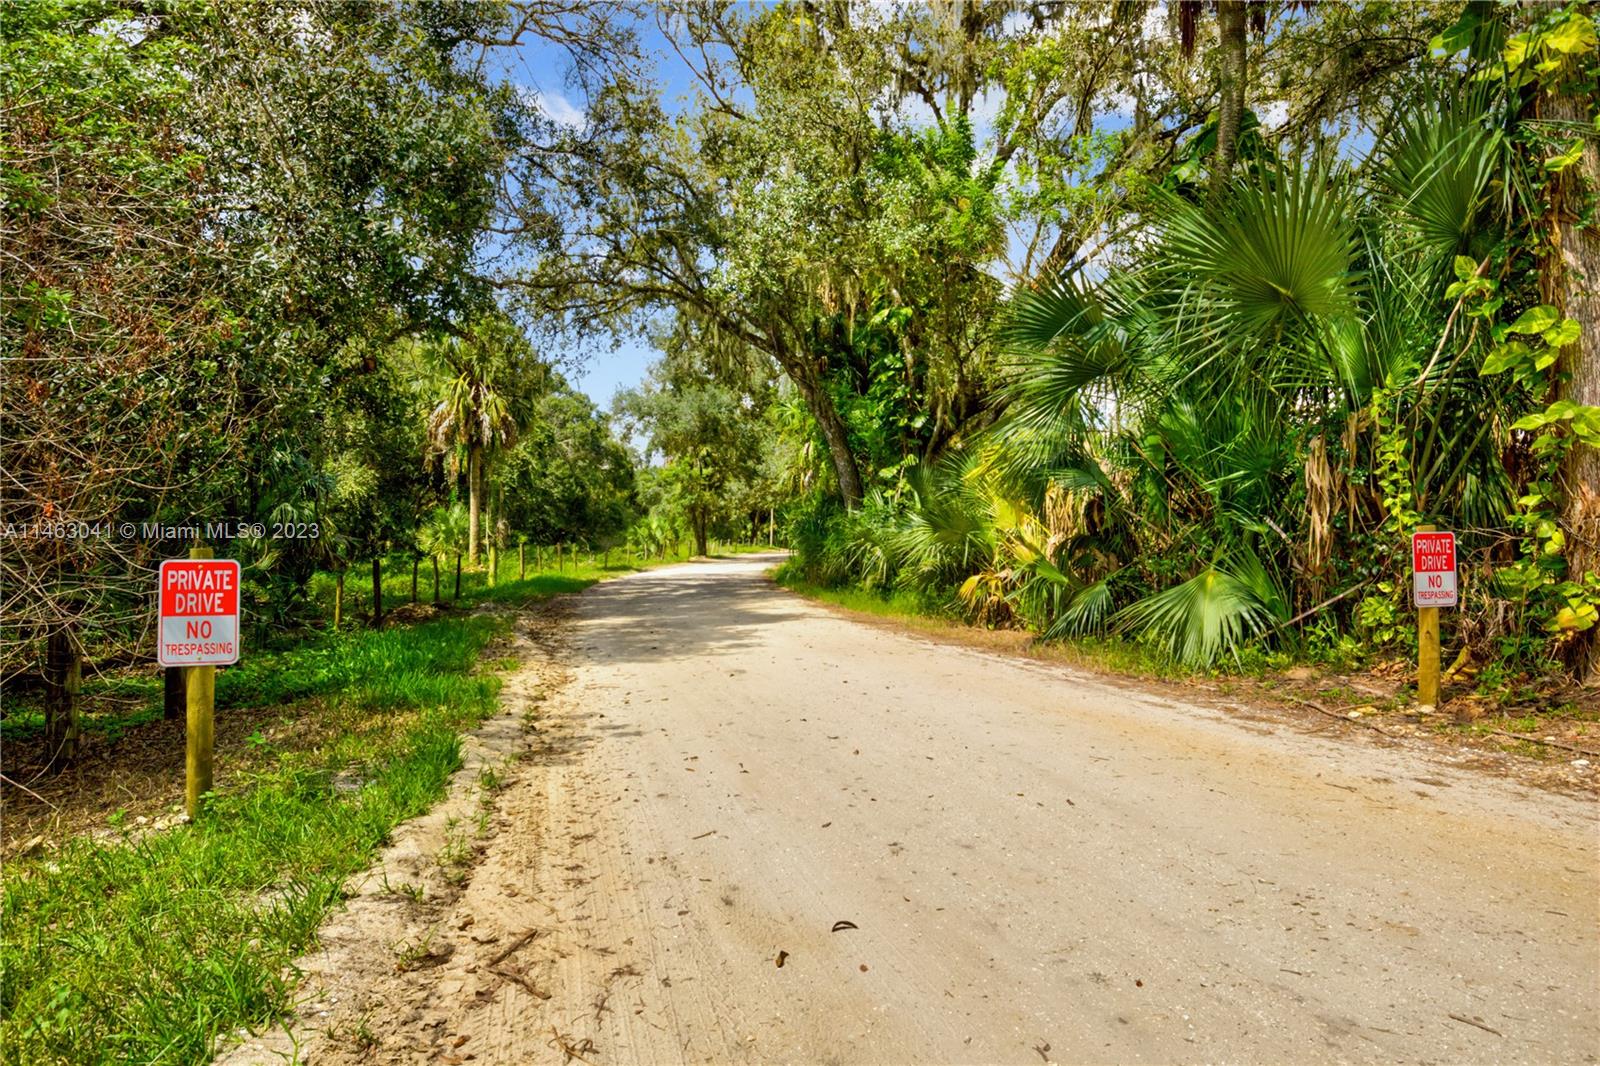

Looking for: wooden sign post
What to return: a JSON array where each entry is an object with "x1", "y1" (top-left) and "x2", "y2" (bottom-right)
[
  {"x1": 1412, "y1": 526, "x2": 1457, "y2": 711},
  {"x1": 159, "y1": 547, "x2": 240, "y2": 818}
]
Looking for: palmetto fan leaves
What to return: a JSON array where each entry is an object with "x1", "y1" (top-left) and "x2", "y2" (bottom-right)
[
  {"x1": 1002, "y1": 270, "x2": 1153, "y2": 406},
  {"x1": 1005, "y1": 267, "x2": 1103, "y2": 354},
  {"x1": 994, "y1": 272, "x2": 1153, "y2": 488},
  {"x1": 418, "y1": 503, "x2": 469, "y2": 556},
  {"x1": 1044, "y1": 576, "x2": 1115, "y2": 639},
  {"x1": 839, "y1": 489, "x2": 902, "y2": 589},
  {"x1": 1375, "y1": 87, "x2": 1503, "y2": 268},
  {"x1": 1155, "y1": 164, "x2": 1358, "y2": 346},
  {"x1": 892, "y1": 457, "x2": 997, "y2": 583},
  {"x1": 1111, "y1": 562, "x2": 1278, "y2": 667}
]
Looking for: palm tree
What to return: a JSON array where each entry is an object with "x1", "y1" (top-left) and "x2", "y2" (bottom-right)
[
  {"x1": 419, "y1": 503, "x2": 469, "y2": 604},
  {"x1": 426, "y1": 336, "x2": 518, "y2": 565},
  {"x1": 1175, "y1": 0, "x2": 1271, "y2": 197}
]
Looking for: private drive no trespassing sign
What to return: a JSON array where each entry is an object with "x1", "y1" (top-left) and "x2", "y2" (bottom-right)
[
  {"x1": 1411, "y1": 530, "x2": 1457, "y2": 609},
  {"x1": 158, "y1": 559, "x2": 241, "y2": 666}
]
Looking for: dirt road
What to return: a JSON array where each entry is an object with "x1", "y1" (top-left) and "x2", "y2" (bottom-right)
[{"x1": 240, "y1": 554, "x2": 1599, "y2": 1065}]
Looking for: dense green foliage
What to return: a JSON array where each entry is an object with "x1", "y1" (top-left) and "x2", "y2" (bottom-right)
[
  {"x1": 1, "y1": 2, "x2": 640, "y2": 708},
  {"x1": 6, "y1": 0, "x2": 1595, "y2": 731},
  {"x1": 699, "y1": 3, "x2": 1599, "y2": 683}
]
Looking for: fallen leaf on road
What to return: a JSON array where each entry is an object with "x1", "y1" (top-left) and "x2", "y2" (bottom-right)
[
  {"x1": 1448, "y1": 1013, "x2": 1503, "y2": 1036},
  {"x1": 775, "y1": 950, "x2": 788, "y2": 968},
  {"x1": 487, "y1": 929, "x2": 539, "y2": 966},
  {"x1": 832, "y1": 920, "x2": 858, "y2": 932},
  {"x1": 859, "y1": 963, "x2": 869, "y2": 972}
]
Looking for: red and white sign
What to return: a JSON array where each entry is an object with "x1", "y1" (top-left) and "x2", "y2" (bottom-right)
[
  {"x1": 158, "y1": 559, "x2": 241, "y2": 666},
  {"x1": 1412, "y1": 531, "x2": 1457, "y2": 609}
]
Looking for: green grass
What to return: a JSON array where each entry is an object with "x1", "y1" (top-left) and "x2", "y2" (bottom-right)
[
  {"x1": 782, "y1": 578, "x2": 954, "y2": 621},
  {"x1": 0, "y1": 614, "x2": 508, "y2": 1065}
]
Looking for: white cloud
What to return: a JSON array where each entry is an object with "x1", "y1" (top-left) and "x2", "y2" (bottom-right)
[
  {"x1": 1258, "y1": 100, "x2": 1289, "y2": 131},
  {"x1": 520, "y1": 86, "x2": 587, "y2": 130}
]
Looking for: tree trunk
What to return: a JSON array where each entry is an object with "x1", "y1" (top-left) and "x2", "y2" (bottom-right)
[
  {"x1": 1545, "y1": 84, "x2": 1600, "y2": 684},
  {"x1": 778, "y1": 336, "x2": 865, "y2": 509},
  {"x1": 468, "y1": 442, "x2": 483, "y2": 564},
  {"x1": 693, "y1": 506, "x2": 709, "y2": 557},
  {"x1": 453, "y1": 553, "x2": 462, "y2": 600},
  {"x1": 432, "y1": 555, "x2": 441, "y2": 605},
  {"x1": 334, "y1": 571, "x2": 343, "y2": 629},
  {"x1": 769, "y1": 508, "x2": 775, "y2": 545},
  {"x1": 488, "y1": 543, "x2": 497, "y2": 588},
  {"x1": 371, "y1": 557, "x2": 383, "y2": 627},
  {"x1": 519, "y1": 542, "x2": 526, "y2": 579},
  {"x1": 807, "y1": 384, "x2": 865, "y2": 508},
  {"x1": 1210, "y1": 0, "x2": 1248, "y2": 200},
  {"x1": 411, "y1": 556, "x2": 419, "y2": 603}
]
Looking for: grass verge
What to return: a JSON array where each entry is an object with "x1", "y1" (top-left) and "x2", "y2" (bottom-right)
[
  {"x1": 0, "y1": 613, "x2": 507, "y2": 1064},
  {"x1": 771, "y1": 566, "x2": 1192, "y2": 681}
]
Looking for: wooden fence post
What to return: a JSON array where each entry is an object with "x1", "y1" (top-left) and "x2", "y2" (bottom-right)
[
  {"x1": 163, "y1": 665, "x2": 183, "y2": 720},
  {"x1": 372, "y1": 557, "x2": 383, "y2": 626},
  {"x1": 44, "y1": 629, "x2": 82, "y2": 770}
]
